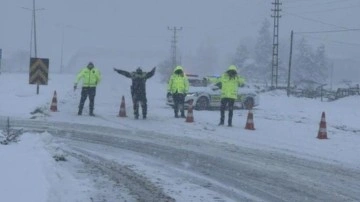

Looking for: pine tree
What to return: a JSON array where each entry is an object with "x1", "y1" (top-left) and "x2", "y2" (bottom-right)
[
  {"x1": 292, "y1": 37, "x2": 329, "y2": 87},
  {"x1": 293, "y1": 37, "x2": 314, "y2": 84},
  {"x1": 232, "y1": 44, "x2": 255, "y2": 79},
  {"x1": 313, "y1": 44, "x2": 329, "y2": 84},
  {"x1": 254, "y1": 18, "x2": 272, "y2": 83}
]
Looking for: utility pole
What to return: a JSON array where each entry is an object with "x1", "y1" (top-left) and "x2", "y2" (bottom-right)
[
  {"x1": 22, "y1": 0, "x2": 44, "y2": 58},
  {"x1": 22, "y1": 0, "x2": 44, "y2": 95},
  {"x1": 60, "y1": 27, "x2": 64, "y2": 73},
  {"x1": 271, "y1": 0, "x2": 282, "y2": 88},
  {"x1": 32, "y1": 0, "x2": 38, "y2": 57},
  {"x1": 287, "y1": 30, "x2": 293, "y2": 97},
  {"x1": 167, "y1": 26, "x2": 182, "y2": 68},
  {"x1": 0, "y1": 49, "x2": 2, "y2": 75}
]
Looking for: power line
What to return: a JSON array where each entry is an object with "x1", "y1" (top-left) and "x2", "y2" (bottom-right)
[
  {"x1": 283, "y1": 11, "x2": 349, "y2": 29},
  {"x1": 295, "y1": 28, "x2": 360, "y2": 34},
  {"x1": 284, "y1": 0, "x2": 355, "y2": 8},
  {"x1": 298, "y1": 4, "x2": 360, "y2": 14},
  {"x1": 297, "y1": 35, "x2": 360, "y2": 47}
]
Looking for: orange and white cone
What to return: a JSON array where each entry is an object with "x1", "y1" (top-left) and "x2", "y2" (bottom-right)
[
  {"x1": 317, "y1": 112, "x2": 328, "y2": 139},
  {"x1": 245, "y1": 109, "x2": 255, "y2": 130},
  {"x1": 50, "y1": 91, "x2": 58, "y2": 112},
  {"x1": 185, "y1": 100, "x2": 194, "y2": 123},
  {"x1": 118, "y1": 96, "x2": 127, "y2": 117}
]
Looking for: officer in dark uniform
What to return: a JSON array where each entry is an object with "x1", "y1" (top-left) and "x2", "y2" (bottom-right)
[{"x1": 114, "y1": 66, "x2": 156, "y2": 119}]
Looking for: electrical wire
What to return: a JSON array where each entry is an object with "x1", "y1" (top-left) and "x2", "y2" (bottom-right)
[
  {"x1": 283, "y1": 11, "x2": 349, "y2": 29},
  {"x1": 297, "y1": 35, "x2": 360, "y2": 47},
  {"x1": 295, "y1": 28, "x2": 360, "y2": 34}
]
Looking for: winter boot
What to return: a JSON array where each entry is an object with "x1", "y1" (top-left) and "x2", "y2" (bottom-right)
[
  {"x1": 89, "y1": 109, "x2": 94, "y2": 116},
  {"x1": 174, "y1": 109, "x2": 179, "y2": 118},
  {"x1": 180, "y1": 111, "x2": 186, "y2": 118},
  {"x1": 228, "y1": 120, "x2": 232, "y2": 127}
]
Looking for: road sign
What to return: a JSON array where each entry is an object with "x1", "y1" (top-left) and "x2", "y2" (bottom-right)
[{"x1": 29, "y1": 57, "x2": 49, "y2": 85}]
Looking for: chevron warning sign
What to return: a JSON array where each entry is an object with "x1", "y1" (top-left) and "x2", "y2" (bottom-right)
[{"x1": 29, "y1": 58, "x2": 49, "y2": 85}]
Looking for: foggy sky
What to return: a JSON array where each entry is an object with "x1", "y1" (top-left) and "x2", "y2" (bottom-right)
[{"x1": 1, "y1": 0, "x2": 359, "y2": 74}]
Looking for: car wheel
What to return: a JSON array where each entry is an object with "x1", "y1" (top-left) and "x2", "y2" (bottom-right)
[
  {"x1": 195, "y1": 97, "x2": 209, "y2": 110},
  {"x1": 243, "y1": 97, "x2": 254, "y2": 109}
]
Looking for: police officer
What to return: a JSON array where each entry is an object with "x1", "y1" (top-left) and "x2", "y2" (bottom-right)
[
  {"x1": 114, "y1": 66, "x2": 156, "y2": 119},
  {"x1": 74, "y1": 62, "x2": 102, "y2": 116},
  {"x1": 213, "y1": 65, "x2": 245, "y2": 126},
  {"x1": 167, "y1": 66, "x2": 189, "y2": 118}
]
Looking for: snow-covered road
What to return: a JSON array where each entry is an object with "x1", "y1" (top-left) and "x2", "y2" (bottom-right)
[
  {"x1": 1, "y1": 73, "x2": 360, "y2": 201},
  {"x1": 2, "y1": 117, "x2": 360, "y2": 202}
]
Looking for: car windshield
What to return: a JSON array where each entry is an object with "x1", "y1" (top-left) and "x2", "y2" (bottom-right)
[{"x1": 189, "y1": 78, "x2": 207, "y2": 87}]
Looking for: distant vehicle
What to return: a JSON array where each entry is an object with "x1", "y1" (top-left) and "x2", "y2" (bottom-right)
[{"x1": 167, "y1": 82, "x2": 259, "y2": 110}]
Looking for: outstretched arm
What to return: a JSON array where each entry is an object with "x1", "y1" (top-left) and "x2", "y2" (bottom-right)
[
  {"x1": 145, "y1": 67, "x2": 156, "y2": 79},
  {"x1": 113, "y1": 68, "x2": 132, "y2": 78}
]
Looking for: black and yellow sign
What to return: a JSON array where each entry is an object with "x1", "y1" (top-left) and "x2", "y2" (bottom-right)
[{"x1": 29, "y1": 58, "x2": 49, "y2": 85}]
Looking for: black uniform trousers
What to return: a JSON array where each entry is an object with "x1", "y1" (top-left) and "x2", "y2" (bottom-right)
[
  {"x1": 78, "y1": 87, "x2": 96, "y2": 114},
  {"x1": 172, "y1": 93, "x2": 186, "y2": 117},
  {"x1": 220, "y1": 98, "x2": 235, "y2": 126},
  {"x1": 132, "y1": 93, "x2": 147, "y2": 119}
]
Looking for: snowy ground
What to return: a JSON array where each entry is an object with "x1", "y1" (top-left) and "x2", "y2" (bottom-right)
[{"x1": 0, "y1": 72, "x2": 360, "y2": 202}]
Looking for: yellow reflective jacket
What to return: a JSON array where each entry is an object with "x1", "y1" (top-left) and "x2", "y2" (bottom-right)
[
  {"x1": 167, "y1": 66, "x2": 189, "y2": 94},
  {"x1": 216, "y1": 74, "x2": 245, "y2": 99},
  {"x1": 212, "y1": 65, "x2": 245, "y2": 99},
  {"x1": 75, "y1": 67, "x2": 101, "y2": 87}
]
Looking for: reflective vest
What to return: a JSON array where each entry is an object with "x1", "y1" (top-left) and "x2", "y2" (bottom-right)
[{"x1": 75, "y1": 67, "x2": 101, "y2": 87}]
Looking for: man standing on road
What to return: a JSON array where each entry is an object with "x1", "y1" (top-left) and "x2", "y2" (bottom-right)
[
  {"x1": 74, "y1": 62, "x2": 102, "y2": 116},
  {"x1": 212, "y1": 65, "x2": 245, "y2": 126},
  {"x1": 113, "y1": 66, "x2": 156, "y2": 119},
  {"x1": 167, "y1": 65, "x2": 189, "y2": 118}
]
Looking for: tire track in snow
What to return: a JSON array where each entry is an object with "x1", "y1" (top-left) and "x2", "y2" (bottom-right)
[{"x1": 1, "y1": 117, "x2": 360, "y2": 201}]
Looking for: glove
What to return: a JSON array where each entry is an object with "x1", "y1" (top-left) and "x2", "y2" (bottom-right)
[
  {"x1": 167, "y1": 92, "x2": 172, "y2": 98},
  {"x1": 73, "y1": 84, "x2": 77, "y2": 91}
]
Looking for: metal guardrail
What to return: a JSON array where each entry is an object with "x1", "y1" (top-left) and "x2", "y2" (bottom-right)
[{"x1": 289, "y1": 84, "x2": 359, "y2": 101}]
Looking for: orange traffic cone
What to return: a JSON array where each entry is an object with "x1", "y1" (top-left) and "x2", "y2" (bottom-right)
[
  {"x1": 118, "y1": 96, "x2": 127, "y2": 117},
  {"x1": 185, "y1": 100, "x2": 194, "y2": 123},
  {"x1": 245, "y1": 109, "x2": 255, "y2": 130},
  {"x1": 50, "y1": 91, "x2": 58, "y2": 112},
  {"x1": 317, "y1": 112, "x2": 328, "y2": 139}
]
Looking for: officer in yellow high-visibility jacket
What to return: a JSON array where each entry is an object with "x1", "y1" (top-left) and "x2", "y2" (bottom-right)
[
  {"x1": 74, "y1": 62, "x2": 101, "y2": 116},
  {"x1": 167, "y1": 66, "x2": 189, "y2": 118},
  {"x1": 212, "y1": 65, "x2": 245, "y2": 126}
]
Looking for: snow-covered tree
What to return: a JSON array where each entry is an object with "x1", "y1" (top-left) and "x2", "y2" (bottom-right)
[
  {"x1": 254, "y1": 18, "x2": 272, "y2": 83},
  {"x1": 231, "y1": 44, "x2": 255, "y2": 79},
  {"x1": 292, "y1": 37, "x2": 329, "y2": 86},
  {"x1": 232, "y1": 44, "x2": 249, "y2": 69},
  {"x1": 313, "y1": 44, "x2": 329, "y2": 84},
  {"x1": 293, "y1": 37, "x2": 314, "y2": 84}
]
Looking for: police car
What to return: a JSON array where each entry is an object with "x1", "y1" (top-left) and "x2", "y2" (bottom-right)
[{"x1": 167, "y1": 75, "x2": 259, "y2": 110}]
